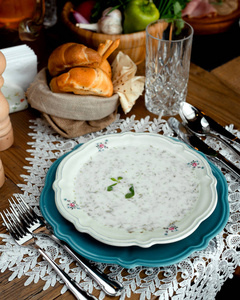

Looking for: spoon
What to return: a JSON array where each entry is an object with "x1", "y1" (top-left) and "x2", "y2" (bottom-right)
[{"x1": 179, "y1": 102, "x2": 240, "y2": 157}]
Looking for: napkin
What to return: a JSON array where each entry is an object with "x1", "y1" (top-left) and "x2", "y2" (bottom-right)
[
  {"x1": 0, "y1": 44, "x2": 37, "y2": 113},
  {"x1": 26, "y1": 68, "x2": 119, "y2": 138},
  {"x1": 112, "y1": 51, "x2": 145, "y2": 114}
]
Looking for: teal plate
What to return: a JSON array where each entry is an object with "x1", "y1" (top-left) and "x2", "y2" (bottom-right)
[{"x1": 40, "y1": 143, "x2": 229, "y2": 268}]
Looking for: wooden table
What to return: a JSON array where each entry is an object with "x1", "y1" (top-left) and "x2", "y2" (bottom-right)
[{"x1": 0, "y1": 57, "x2": 240, "y2": 299}]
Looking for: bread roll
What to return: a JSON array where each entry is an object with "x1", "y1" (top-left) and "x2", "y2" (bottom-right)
[
  {"x1": 49, "y1": 67, "x2": 113, "y2": 97},
  {"x1": 48, "y1": 43, "x2": 102, "y2": 77},
  {"x1": 98, "y1": 39, "x2": 120, "y2": 61},
  {"x1": 99, "y1": 59, "x2": 112, "y2": 78},
  {"x1": 97, "y1": 40, "x2": 120, "y2": 78}
]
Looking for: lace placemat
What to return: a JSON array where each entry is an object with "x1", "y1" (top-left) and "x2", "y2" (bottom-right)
[{"x1": 0, "y1": 114, "x2": 240, "y2": 300}]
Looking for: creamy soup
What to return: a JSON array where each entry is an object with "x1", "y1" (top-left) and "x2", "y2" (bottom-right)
[{"x1": 73, "y1": 145, "x2": 199, "y2": 233}]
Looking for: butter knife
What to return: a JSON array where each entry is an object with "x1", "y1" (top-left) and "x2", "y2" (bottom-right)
[{"x1": 167, "y1": 117, "x2": 240, "y2": 178}]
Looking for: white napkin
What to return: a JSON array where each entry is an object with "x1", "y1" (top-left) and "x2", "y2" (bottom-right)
[
  {"x1": 112, "y1": 52, "x2": 145, "y2": 114},
  {"x1": 0, "y1": 44, "x2": 37, "y2": 113}
]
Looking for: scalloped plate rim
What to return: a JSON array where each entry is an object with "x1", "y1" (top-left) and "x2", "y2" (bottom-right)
[
  {"x1": 52, "y1": 133, "x2": 218, "y2": 247},
  {"x1": 39, "y1": 141, "x2": 229, "y2": 268}
]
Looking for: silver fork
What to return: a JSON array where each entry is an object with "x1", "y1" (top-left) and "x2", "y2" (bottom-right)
[
  {"x1": 0, "y1": 208, "x2": 97, "y2": 300},
  {"x1": 9, "y1": 194, "x2": 123, "y2": 296}
]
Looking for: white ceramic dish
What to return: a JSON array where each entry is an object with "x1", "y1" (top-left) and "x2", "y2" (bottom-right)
[{"x1": 53, "y1": 133, "x2": 217, "y2": 247}]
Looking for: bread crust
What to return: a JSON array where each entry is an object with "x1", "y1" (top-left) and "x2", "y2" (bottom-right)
[
  {"x1": 99, "y1": 59, "x2": 112, "y2": 78},
  {"x1": 48, "y1": 43, "x2": 102, "y2": 77},
  {"x1": 48, "y1": 40, "x2": 121, "y2": 98},
  {"x1": 49, "y1": 67, "x2": 113, "y2": 97}
]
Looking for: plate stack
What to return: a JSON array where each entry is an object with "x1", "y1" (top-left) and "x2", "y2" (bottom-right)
[{"x1": 40, "y1": 133, "x2": 229, "y2": 268}]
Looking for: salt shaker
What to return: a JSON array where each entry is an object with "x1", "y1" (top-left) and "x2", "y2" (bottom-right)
[
  {"x1": 0, "y1": 158, "x2": 4, "y2": 187},
  {"x1": 0, "y1": 51, "x2": 14, "y2": 151}
]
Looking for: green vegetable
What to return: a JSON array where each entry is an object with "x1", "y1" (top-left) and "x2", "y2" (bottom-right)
[
  {"x1": 123, "y1": 0, "x2": 160, "y2": 33},
  {"x1": 153, "y1": 0, "x2": 190, "y2": 34},
  {"x1": 91, "y1": 0, "x2": 190, "y2": 32}
]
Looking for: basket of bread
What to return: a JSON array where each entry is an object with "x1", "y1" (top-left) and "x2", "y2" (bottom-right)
[{"x1": 26, "y1": 39, "x2": 145, "y2": 138}]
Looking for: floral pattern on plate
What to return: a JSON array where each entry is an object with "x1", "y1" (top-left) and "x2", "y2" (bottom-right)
[
  {"x1": 96, "y1": 140, "x2": 108, "y2": 152},
  {"x1": 53, "y1": 133, "x2": 217, "y2": 247},
  {"x1": 64, "y1": 198, "x2": 80, "y2": 210},
  {"x1": 188, "y1": 160, "x2": 204, "y2": 169}
]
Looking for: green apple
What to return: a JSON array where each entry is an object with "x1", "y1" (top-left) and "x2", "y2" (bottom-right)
[{"x1": 123, "y1": 0, "x2": 160, "y2": 33}]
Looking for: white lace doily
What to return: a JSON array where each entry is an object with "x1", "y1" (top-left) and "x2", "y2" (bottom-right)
[{"x1": 0, "y1": 114, "x2": 240, "y2": 300}]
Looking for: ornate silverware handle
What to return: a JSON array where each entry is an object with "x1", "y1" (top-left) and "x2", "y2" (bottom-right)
[
  {"x1": 210, "y1": 154, "x2": 240, "y2": 178},
  {"x1": 208, "y1": 132, "x2": 240, "y2": 157},
  {"x1": 205, "y1": 115, "x2": 240, "y2": 147},
  {"x1": 49, "y1": 233, "x2": 123, "y2": 296},
  {"x1": 213, "y1": 130, "x2": 240, "y2": 146},
  {"x1": 38, "y1": 248, "x2": 97, "y2": 300}
]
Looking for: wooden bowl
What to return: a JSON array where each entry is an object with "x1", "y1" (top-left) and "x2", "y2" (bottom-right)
[
  {"x1": 183, "y1": 0, "x2": 240, "y2": 35},
  {"x1": 62, "y1": 2, "x2": 146, "y2": 64}
]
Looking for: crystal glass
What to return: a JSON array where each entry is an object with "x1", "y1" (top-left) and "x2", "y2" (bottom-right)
[{"x1": 145, "y1": 19, "x2": 193, "y2": 116}]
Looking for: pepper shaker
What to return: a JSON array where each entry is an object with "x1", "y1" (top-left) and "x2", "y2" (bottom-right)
[{"x1": 0, "y1": 51, "x2": 14, "y2": 151}]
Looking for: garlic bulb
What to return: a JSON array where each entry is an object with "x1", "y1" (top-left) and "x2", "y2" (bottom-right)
[
  {"x1": 98, "y1": 8, "x2": 123, "y2": 34},
  {"x1": 76, "y1": 7, "x2": 123, "y2": 35},
  {"x1": 102, "y1": 7, "x2": 122, "y2": 20}
]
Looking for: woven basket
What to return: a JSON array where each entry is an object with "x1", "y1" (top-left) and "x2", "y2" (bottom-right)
[{"x1": 61, "y1": 2, "x2": 146, "y2": 64}]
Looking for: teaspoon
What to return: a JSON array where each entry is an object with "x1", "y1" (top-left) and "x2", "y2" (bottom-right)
[{"x1": 179, "y1": 102, "x2": 240, "y2": 157}]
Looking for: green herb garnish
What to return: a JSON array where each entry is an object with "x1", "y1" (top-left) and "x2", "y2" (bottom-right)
[
  {"x1": 107, "y1": 177, "x2": 123, "y2": 191},
  {"x1": 107, "y1": 183, "x2": 117, "y2": 191},
  {"x1": 125, "y1": 184, "x2": 135, "y2": 199},
  {"x1": 107, "y1": 178, "x2": 135, "y2": 198}
]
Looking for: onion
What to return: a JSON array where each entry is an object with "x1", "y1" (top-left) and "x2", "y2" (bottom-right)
[{"x1": 72, "y1": 10, "x2": 89, "y2": 24}]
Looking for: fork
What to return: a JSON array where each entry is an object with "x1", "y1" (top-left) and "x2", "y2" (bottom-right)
[
  {"x1": 8, "y1": 194, "x2": 123, "y2": 296},
  {"x1": 0, "y1": 208, "x2": 97, "y2": 300}
]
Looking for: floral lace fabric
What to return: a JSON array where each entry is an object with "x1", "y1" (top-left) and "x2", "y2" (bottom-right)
[{"x1": 0, "y1": 114, "x2": 239, "y2": 300}]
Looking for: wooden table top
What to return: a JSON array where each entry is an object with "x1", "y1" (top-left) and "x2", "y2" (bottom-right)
[{"x1": 0, "y1": 56, "x2": 240, "y2": 298}]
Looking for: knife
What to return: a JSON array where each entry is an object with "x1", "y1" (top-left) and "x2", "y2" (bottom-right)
[
  {"x1": 167, "y1": 117, "x2": 240, "y2": 178},
  {"x1": 200, "y1": 110, "x2": 240, "y2": 146}
]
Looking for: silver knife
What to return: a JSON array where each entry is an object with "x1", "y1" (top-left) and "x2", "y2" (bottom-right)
[
  {"x1": 198, "y1": 109, "x2": 240, "y2": 146},
  {"x1": 167, "y1": 117, "x2": 240, "y2": 178}
]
